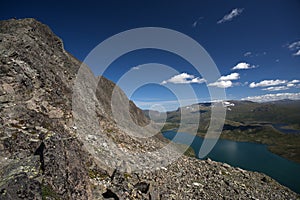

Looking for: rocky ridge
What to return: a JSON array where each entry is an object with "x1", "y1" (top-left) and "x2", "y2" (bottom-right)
[{"x1": 0, "y1": 18, "x2": 299, "y2": 199}]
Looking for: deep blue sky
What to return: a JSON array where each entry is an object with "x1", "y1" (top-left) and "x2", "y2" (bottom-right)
[{"x1": 1, "y1": 0, "x2": 300, "y2": 110}]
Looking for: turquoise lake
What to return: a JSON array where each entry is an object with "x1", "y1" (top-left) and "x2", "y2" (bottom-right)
[{"x1": 163, "y1": 131, "x2": 300, "y2": 194}]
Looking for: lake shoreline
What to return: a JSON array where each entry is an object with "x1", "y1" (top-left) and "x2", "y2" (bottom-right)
[
  {"x1": 161, "y1": 124, "x2": 300, "y2": 164},
  {"x1": 162, "y1": 130, "x2": 300, "y2": 194}
]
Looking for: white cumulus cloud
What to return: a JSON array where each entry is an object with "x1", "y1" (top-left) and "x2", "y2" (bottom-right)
[
  {"x1": 208, "y1": 80, "x2": 233, "y2": 88},
  {"x1": 289, "y1": 80, "x2": 300, "y2": 84},
  {"x1": 286, "y1": 41, "x2": 300, "y2": 56},
  {"x1": 262, "y1": 86, "x2": 289, "y2": 91},
  {"x1": 217, "y1": 8, "x2": 244, "y2": 24},
  {"x1": 241, "y1": 92, "x2": 300, "y2": 102},
  {"x1": 286, "y1": 80, "x2": 300, "y2": 87},
  {"x1": 288, "y1": 41, "x2": 300, "y2": 50},
  {"x1": 231, "y1": 62, "x2": 256, "y2": 70},
  {"x1": 161, "y1": 73, "x2": 206, "y2": 84},
  {"x1": 131, "y1": 66, "x2": 140, "y2": 70},
  {"x1": 249, "y1": 79, "x2": 287, "y2": 88},
  {"x1": 243, "y1": 52, "x2": 252, "y2": 57},
  {"x1": 293, "y1": 49, "x2": 300, "y2": 56},
  {"x1": 208, "y1": 73, "x2": 240, "y2": 88},
  {"x1": 219, "y1": 72, "x2": 240, "y2": 81}
]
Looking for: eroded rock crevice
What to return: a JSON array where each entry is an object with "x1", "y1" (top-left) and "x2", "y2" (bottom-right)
[
  {"x1": 34, "y1": 141, "x2": 45, "y2": 173},
  {"x1": 102, "y1": 189, "x2": 119, "y2": 200}
]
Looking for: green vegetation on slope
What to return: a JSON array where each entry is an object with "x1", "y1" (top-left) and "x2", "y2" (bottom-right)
[{"x1": 156, "y1": 100, "x2": 300, "y2": 163}]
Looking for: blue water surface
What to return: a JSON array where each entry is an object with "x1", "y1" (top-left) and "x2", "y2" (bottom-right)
[{"x1": 163, "y1": 131, "x2": 300, "y2": 194}]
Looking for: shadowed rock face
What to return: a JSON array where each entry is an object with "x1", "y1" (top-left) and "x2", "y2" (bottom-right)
[
  {"x1": 0, "y1": 18, "x2": 299, "y2": 200},
  {"x1": 96, "y1": 76, "x2": 149, "y2": 127},
  {"x1": 0, "y1": 18, "x2": 94, "y2": 199},
  {"x1": 0, "y1": 18, "x2": 151, "y2": 200}
]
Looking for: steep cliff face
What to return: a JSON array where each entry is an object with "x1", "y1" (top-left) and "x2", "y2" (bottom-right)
[
  {"x1": 0, "y1": 18, "x2": 159, "y2": 200},
  {"x1": 0, "y1": 18, "x2": 95, "y2": 199},
  {"x1": 0, "y1": 18, "x2": 298, "y2": 200},
  {"x1": 96, "y1": 76, "x2": 149, "y2": 127}
]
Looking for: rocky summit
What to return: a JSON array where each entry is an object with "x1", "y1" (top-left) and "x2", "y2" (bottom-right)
[{"x1": 0, "y1": 18, "x2": 299, "y2": 199}]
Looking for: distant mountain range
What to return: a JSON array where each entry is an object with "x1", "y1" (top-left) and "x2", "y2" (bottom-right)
[
  {"x1": 144, "y1": 99, "x2": 300, "y2": 126},
  {"x1": 144, "y1": 99, "x2": 300, "y2": 163}
]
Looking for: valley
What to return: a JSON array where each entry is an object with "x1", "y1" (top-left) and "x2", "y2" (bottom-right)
[{"x1": 145, "y1": 100, "x2": 300, "y2": 163}]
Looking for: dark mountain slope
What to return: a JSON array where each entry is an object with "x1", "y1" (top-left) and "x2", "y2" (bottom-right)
[{"x1": 0, "y1": 18, "x2": 149, "y2": 199}]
